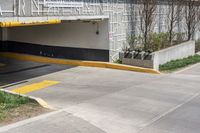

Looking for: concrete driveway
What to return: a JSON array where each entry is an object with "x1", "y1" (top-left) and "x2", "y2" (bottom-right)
[{"x1": 1, "y1": 59, "x2": 200, "y2": 133}]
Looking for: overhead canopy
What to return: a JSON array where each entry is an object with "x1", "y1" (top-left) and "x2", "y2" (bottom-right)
[{"x1": 0, "y1": 20, "x2": 61, "y2": 28}]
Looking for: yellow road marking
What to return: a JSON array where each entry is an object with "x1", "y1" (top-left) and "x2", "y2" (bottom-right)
[{"x1": 12, "y1": 80, "x2": 60, "y2": 94}]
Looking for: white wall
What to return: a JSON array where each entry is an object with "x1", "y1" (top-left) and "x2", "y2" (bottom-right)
[
  {"x1": 153, "y1": 41, "x2": 195, "y2": 70},
  {"x1": 0, "y1": 28, "x2": 2, "y2": 41},
  {"x1": 7, "y1": 20, "x2": 109, "y2": 50},
  {"x1": 0, "y1": 28, "x2": 8, "y2": 41}
]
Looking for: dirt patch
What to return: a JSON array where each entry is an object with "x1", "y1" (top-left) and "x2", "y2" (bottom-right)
[{"x1": 0, "y1": 103, "x2": 51, "y2": 126}]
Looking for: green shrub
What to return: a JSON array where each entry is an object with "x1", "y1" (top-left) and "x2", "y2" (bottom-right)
[
  {"x1": 114, "y1": 59, "x2": 122, "y2": 64},
  {"x1": 127, "y1": 35, "x2": 143, "y2": 51},
  {"x1": 0, "y1": 110, "x2": 6, "y2": 121},
  {"x1": 0, "y1": 91, "x2": 36, "y2": 122},
  {"x1": 160, "y1": 55, "x2": 200, "y2": 71},
  {"x1": 126, "y1": 32, "x2": 187, "y2": 53},
  {"x1": 149, "y1": 32, "x2": 169, "y2": 51},
  {"x1": 0, "y1": 91, "x2": 30, "y2": 110},
  {"x1": 0, "y1": 91, "x2": 31, "y2": 121}
]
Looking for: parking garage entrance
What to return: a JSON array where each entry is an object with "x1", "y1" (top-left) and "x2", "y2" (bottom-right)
[
  {"x1": 0, "y1": 18, "x2": 110, "y2": 86},
  {"x1": 0, "y1": 18, "x2": 109, "y2": 62}
]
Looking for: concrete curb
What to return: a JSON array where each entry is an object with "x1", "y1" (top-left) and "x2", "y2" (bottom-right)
[
  {"x1": 0, "y1": 89, "x2": 53, "y2": 109},
  {"x1": 0, "y1": 52, "x2": 161, "y2": 74}
]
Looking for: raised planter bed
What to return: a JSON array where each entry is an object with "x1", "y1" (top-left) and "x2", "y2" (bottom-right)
[
  {"x1": 122, "y1": 58, "x2": 154, "y2": 68},
  {"x1": 120, "y1": 41, "x2": 195, "y2": 70}
]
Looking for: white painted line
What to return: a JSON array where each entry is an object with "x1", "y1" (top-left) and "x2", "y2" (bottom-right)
[{"x1": 138, "y1": 92, "x2": 200, "y2": 131}]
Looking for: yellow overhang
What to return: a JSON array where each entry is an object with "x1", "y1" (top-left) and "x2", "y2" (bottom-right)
[{"x1": 0, "y1": 20, "x2": 61, "y2": 27}]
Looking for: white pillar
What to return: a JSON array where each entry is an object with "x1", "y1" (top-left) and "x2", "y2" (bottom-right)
[{"x1": 1, "y1": 28, "x2": 8, "y2": 41}]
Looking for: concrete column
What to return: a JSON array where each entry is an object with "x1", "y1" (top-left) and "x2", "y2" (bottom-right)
[
  {"x1": 0, "y1": 28, "x2": 8, "y2": 52},
  {"x1": 0, "y1": 28, "x2": 2, "y2": 41},
  {"x1": 1, "y1": 28, "x2": 8, "y2": 41}
]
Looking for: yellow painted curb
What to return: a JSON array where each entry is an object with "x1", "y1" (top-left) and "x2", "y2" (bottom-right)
[
  {"x1": 0, "y1": 20, "x2": 61, "y2": 27},
  {"x1": 35, "y1": 98, "x2": 53, "y2": 109},
  {"x1": 0, "y1": 52, "x2": 160, "y2": 74}
]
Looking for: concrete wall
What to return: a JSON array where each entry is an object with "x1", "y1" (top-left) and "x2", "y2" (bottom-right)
[
  {"x1": 121, "y1": 41, "x2": 195, "y2": 70},
  {"x1": 7, "y1": 20, "x2": 109, "y2": 50},
  {"x1": 0, "y1": 28, "x2": 2, "y2": 52},
  {"x1": 0, "y1": 28, "x2": 2, "y2": 41},
  {"x1": 153, "y1": 41, "x2": 195, "y2": 70}
]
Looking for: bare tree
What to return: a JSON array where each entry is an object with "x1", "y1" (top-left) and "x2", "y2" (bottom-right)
[
  {"x1": 138, "y1": 0, "x2": 158, "y2": 50},
  {"x1": 184, "y1": 0, "x2": 200, "y2": 40},
  {"x1": 167, "y1": 0, "x2": 183, "y2": 45},
  {"x1": 195, "y1": 1, "x2": 200, "y2": 39}
]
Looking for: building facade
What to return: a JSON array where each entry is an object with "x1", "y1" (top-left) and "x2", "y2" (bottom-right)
[{"x1": 0, "y1": 0, "x2": 198, "y2": 61}]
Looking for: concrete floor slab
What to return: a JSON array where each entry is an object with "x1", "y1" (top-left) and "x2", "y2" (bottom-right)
[
  {"x1": 139, "y1": 96, "x2": 200, "y2": 133},
  {"x1": 2, "y1": 111, "x2": 106, "y2": 133},
  {"x1": 1, "y1": 58, "x2": 200, "y2": 133}
]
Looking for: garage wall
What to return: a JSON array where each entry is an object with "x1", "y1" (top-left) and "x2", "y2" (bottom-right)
[
  {"x1": 4, "y1": 20, "x2": 109, "y2": 61},
  {"x1": 0, "y1": 29, "x2": 2, "y2": 41},
  {"x1": 8, "y1": 20, "x2": 109, "y2": 50},
  {"x1": 0, "y1": 28, "x2": 2, "y2": 51}
]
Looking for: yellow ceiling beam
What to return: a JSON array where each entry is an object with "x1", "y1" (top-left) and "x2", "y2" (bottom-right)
[{"x1": 0, "y1": 20, "x2": 61, "y2": 27}]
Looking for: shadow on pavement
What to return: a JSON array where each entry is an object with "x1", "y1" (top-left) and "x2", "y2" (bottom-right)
[{"x1": 0, "y1": 57, "x2": 75, "y2": 86}]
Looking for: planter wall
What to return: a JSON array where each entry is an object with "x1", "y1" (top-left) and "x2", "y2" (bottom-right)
[
  {"x1": 153, "y1": 41, "x2": 195, "y2": 70},
  {"x1": 122, "y1": 58, "x2": 154, "y2": 68},
  {"x1": 121, "y1": 41, "x2": 195, "y2": 70}
]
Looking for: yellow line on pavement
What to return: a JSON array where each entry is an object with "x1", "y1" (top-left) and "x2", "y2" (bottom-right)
[{"x1": 12, "y1": 80, "x2": 60, "y2": 94}]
